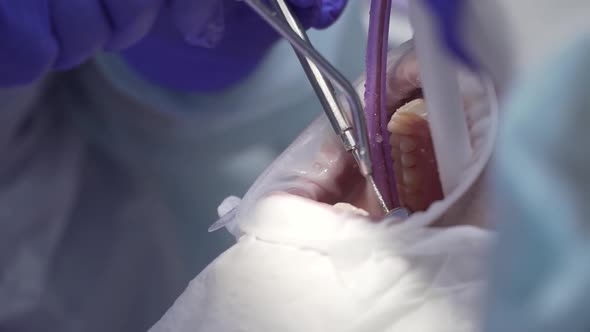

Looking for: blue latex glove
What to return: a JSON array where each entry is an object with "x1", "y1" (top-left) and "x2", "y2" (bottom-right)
[
  {"x1": 121, "y1": 0, "x2": 349, "y2": 91},
  {"x1": 0, "y1": 0, "x2": 164, "y2": 86},
  {"x1": 0, "y1": 0, "x2": 347, "y2": 89},
  {"x1": 421, "y1": 0, "x2": 475, "y2": 68}
]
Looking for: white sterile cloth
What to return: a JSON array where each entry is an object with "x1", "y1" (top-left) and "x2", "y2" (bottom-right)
[{"x1": 150, "y1": 195, "x2": 494, "y2": 332}]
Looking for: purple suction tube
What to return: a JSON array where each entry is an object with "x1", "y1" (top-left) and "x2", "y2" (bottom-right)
[{"x1": 365, "y1": 0, "x2": 399, "y2": 208}]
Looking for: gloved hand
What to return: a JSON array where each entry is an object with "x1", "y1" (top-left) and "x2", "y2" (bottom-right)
[
  {"x1": 122, "y1": 0, "x2": 349, "y2": 91},
  {"x1": 0, "y1": 0, "x2": 163, "y2": 87},
  {"x1": 0, "y1": 0, "x2": 347, "y2": 88}
]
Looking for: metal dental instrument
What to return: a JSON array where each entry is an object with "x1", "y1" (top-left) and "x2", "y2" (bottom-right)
[
  {"x1": 269, "y1": 0, "x2": 352, "y2": 150},
  {"x1": 244, "y1": 0, "x2": 390, "y2": 213}
]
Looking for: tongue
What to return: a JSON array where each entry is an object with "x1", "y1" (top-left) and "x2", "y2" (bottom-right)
[{"x1": 365, "y1": 0, "x2": 399, "y2": 208}]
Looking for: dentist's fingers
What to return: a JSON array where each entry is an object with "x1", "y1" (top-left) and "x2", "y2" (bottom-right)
[
  {"x1": 168, "y1": 0, "x2": 223, "y2": 47},
  {"x1": 101, "y1": 0, "x2": 164, "y2": 50},
  {"x1": 50, "y1": 0, "x2": 110, "y2": 69}
]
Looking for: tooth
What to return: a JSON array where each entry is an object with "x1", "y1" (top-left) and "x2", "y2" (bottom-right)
[
  {"x1": 400, "y1": 99, "x2": 428, "y2": 118},
  {"x1": 388, "y1": 99, "x2": 444, "y2": 213},
  {"x1": 401, "y1": 154, "x2": 417, "y2": 168},
  {"x1": 402, "y1": 168, "x2": 421, "y2": 186},
  {"x1": 399, "y1": 137, "x2": 417, "y2": 152},
  {"x1": 388, "y1": 120, "x2": 414, "y2": 135},
  {"x1": 387, "y1": 113, "x2": 426, "y2": 137},
  {"x1": 333, "y1": 203, "x2": 370, "y2": 216},
  {"x1": 403, "y1": 186, "x2": 419, "y2": 194}
]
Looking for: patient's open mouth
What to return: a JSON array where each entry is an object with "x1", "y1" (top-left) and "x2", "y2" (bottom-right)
[{"x1": 329, "y1": 85, "x2": 445, "y2": 218}]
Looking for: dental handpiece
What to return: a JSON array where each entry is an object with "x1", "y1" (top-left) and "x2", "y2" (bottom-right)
[{"x1": 269, "y1": 0, "x2": 390, "y2": 213}]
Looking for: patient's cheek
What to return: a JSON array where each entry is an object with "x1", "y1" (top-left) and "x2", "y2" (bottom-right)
[{"x1": 387, "y1": 99, "x2": 444, "y2": 212}]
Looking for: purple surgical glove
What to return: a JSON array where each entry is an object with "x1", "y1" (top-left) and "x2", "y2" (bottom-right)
[
  {"x1": 422, "y1": 0, "x2": 475, "y2": 68},
  {"x1": 122, "y1": 0, "x2": 349, "y2": 91},
  {"x1": 0, "y1": 0, "x2": 347, "y2": 89},
  {"x1": 0, "y1": 0, "x2": 164, "y2": 87}
]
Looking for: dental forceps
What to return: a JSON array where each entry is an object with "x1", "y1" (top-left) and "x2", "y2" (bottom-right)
[{"x1": 243, "y1": 0, "x2": 392, "y2": 214}]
